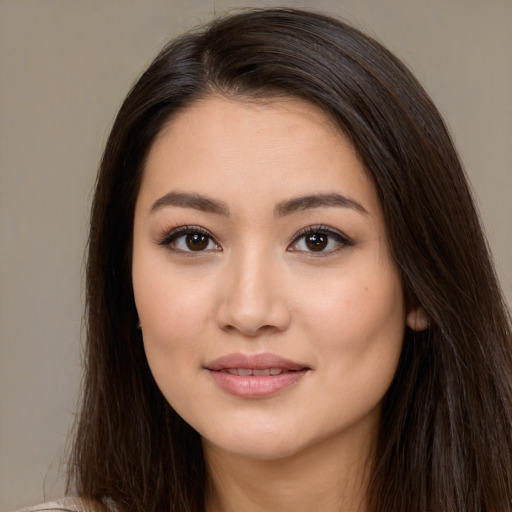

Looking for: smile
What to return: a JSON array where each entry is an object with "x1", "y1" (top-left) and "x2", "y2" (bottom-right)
[
  {"x1": 206, "y1": 353, "x2": 310, "y2": 398},
  {"x1": 223, "y1": 368, "x2": 291, "y2": 376}
]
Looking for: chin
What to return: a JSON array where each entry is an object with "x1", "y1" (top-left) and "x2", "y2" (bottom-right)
[
  {"x1": 197, "y1": 401, "x2": 383, "y2": 465},
  {"x1": 200, "y1": 417, "x2": 348, "y2": 463},
  {"x1": 197, "y1": 418, "x2": 305, "y2": 461},
  {"x1": 205, "y1": 435, "x2": 308, "y2": 462}
]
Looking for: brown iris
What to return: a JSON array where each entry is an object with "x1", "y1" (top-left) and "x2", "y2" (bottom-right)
[
  {"x1": 305, "y1": 233, "x2": 328, "y2": 251},
  {"x1": 186, "y1": 233, "x2": 209, "y2": 251}
]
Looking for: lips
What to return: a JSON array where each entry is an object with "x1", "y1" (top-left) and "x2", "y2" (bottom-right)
[
  {"x1": 207, "y1": 352, "x2": 307, "y2": 371},
  {"x1": 223, "y1": 368, "x2": 288, "y2": 376},
  {"x1": 205, "y1": 352, "x2": 310, "y2": 398}
]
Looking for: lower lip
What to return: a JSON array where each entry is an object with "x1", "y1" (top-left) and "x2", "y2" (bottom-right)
[{"x1": 209, "y1": 370, "x2": 308, "y2": 398}]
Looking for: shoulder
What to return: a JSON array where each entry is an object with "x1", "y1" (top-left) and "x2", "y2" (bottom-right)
[{"x1": 12, "y1": 497, "x2": 96, "y2": 512}]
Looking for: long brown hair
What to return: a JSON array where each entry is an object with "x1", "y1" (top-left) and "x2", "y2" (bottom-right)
[{"x1": 68, "y1": 8, "x2": 512, "y2": 512}]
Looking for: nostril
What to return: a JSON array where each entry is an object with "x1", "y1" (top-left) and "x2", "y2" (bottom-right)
[{"x1": 214, "y1": 274, "x2": 292, "y2": 336}]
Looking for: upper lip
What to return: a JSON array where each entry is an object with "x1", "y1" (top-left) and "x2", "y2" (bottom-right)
[{"x1": 206, "y1": 352, "x2": 309, "y2": 371}]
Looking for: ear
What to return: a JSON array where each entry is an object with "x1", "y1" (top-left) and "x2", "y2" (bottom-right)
[{"x1": 406, "y1": 306, "x2": 430, "y2": 331}]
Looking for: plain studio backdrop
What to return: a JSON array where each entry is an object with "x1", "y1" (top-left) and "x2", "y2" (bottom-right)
[{"x1": 0, "y1": 0, "x2": 510, "y2": 509}]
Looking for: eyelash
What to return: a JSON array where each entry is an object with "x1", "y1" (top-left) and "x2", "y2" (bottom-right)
[
  {"x1": 157, "y1": 225, "x2": 221, "y2": 254},
  {"x1": 157, "y1": 224, "x2": 352, "y2": 255},
  {"x1": 288, "y1": 225, "x2": 353, "y2": 256}
]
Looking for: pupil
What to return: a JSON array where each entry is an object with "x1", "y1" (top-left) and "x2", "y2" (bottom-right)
[
  {"x1": 306, "y1": 233, "x2": 327, "y2": 251},
  {"x1": 186, "y1": 233, "x2": 209, "y2": 251}
]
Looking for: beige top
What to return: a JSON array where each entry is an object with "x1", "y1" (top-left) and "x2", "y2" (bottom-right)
[{"x1": 14, "y1": 498, "x2": 92, "y2": 512}]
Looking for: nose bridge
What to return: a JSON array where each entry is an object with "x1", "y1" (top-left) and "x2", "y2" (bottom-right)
[{"x1": 217, "y1": 241, "x2": 290, "y2": 336}]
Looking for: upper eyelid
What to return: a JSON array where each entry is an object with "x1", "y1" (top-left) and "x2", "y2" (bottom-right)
[
  {"x1": 287, "y1": 226, "x2": 353, "y2": 256},
  {"x1": 157, "y1": 225, "x2": 218, "y2": 246},
  {"x1": 291, "y1": 225, "x2": 351, "y2": 242},
  {"x1": 156, "y1": 224, "x2": 351, "y2": 249}
]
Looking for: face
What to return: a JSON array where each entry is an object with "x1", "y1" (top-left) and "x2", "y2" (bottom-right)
[{"x1": 132, "y1": 96, "x2": 406, "y2": 461}]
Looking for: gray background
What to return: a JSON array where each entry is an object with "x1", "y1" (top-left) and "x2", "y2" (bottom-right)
[{"x1": 1, "y1": 0, "x2": 511, "y2": 509}]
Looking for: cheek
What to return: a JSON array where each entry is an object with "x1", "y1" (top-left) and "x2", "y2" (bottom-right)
[
  {"x1": 133, "y1": 250, "x2": 214, "y2": 336},
  {"x1": 134, "y1": 272, "x2": 210, "y2": 412},
  {"x1": 296, "y1": 261, "x2": 405, "y2": 367},
  {"x1": 132, "y1": 253, "x2": 213, "y2": 388},
  {"x1": 300, "y1": 267, "x2": 405, "y2": 425}
]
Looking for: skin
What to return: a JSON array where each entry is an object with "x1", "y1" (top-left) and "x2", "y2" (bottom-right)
[{"x1": 132, "y1": 96, "x2": 414, "y2": 512}]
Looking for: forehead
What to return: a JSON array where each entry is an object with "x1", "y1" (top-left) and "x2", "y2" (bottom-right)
[
  {"x1": 138, "y1": 96, "x2": 380, "y2": 218},
  {"x1": 152, "y1": 95, "x2": 346, "y2": 155}
]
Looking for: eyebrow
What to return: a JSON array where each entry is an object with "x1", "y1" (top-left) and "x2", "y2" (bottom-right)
[
  {"x1": 150, "y1": 192, "x2": 230, "y2": 216},
  {"x1": 274, "y1": 193, "x2": 369, "y2": 216},
  {"x1": 149, "y1": 191, "x2": 368, "y2": 217}
]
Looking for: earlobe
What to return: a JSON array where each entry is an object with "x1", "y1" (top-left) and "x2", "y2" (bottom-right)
[{"x1": 406, "y1": 307, "x2": 430, "y2": 331}]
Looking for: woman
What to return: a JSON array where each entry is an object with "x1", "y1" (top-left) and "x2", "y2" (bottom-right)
[{"x1": 19, "y1": 7, "x2": 512, "y2": 512}]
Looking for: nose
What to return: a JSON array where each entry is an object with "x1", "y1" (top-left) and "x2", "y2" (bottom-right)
[{"x1": 215, "y1": 247, "x2": 291, "y2": 337}]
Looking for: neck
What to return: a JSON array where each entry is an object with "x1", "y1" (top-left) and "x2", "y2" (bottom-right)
[{"x1": 203, "y1": 422, "x2": 376, "y2": 512}]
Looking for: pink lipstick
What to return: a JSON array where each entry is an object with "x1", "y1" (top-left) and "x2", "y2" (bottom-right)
[{"x1": 205, "y1": 353, "x2": 309, "y2": 398}]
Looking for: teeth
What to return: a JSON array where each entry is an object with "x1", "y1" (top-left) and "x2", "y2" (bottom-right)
[
  {"x1": 252, "y1": 368, "x2": 270, "y2": 376},
  {"x1": 223, "y1": 368, "x2": 286, "y2": 376}
]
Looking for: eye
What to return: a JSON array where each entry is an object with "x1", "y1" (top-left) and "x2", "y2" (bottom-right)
[
  {"x1": 288, "y1": 226, "x2": 351, "y2": 254},
  {"x1": 158, "y1": 226, "x2": 221, "y2": 253}
]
